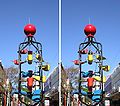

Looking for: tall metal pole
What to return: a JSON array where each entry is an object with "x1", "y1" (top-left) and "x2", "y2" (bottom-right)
[{"x1": 59, "y1": 0, "x2": 62, "y2": 106}]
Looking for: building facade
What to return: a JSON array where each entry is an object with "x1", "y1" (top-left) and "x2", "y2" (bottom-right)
[
  {"x1": 105, "y1": 64, "x2": 120, "y2": 106},
  {"x1": 44, "y1": 66, "x2": 59, "y2": 105},
  {"x1": 111, "y1": 65, "x2": 120, "y2": 105},
  {"x1": 44, "y1": 64, "x2": 68, "y2": 106},
  {"x1": 104, "y1": 76, "x2": 112, "y2": 97}
]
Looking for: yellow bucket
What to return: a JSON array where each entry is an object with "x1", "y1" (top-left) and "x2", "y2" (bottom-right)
[
  {"x1": 42, "y1": 64, "x2": 50, "y2": 71},
  {"x1": 42, "y1": 76, "x2": 46, "y2": 83},
  {"x1": 27, "y1": 54, "x2": 32, "y2": 64},
  {"x1": 88, "y1": 54, "x2": 93, "y2": 64},
  {"x1": 36, "y1": 54, "x2": 41, "y2": 61},
  {"x1": 102, "y1": 65, "x2": 110, "y2": 72},
  {"x1": 33, "y1": 76, "x2": 40, "y2": 81},
  {"x1": 33, "y1": 76, "x2": 46, "y2": 83},
  {"x1": 93, "y1": 76, "x2": 106, "y2": 83},
  {"x1": 28, "y1": 54, "x2": 32, "y2": 60}
]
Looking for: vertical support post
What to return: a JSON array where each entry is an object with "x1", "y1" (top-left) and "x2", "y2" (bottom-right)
[{"x1": 59, "y1": 0, "x2": 62, "y2": 106}]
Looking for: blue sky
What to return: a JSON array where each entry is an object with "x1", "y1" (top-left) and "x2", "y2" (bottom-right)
[
  {"x1": 0, "y1": 0, "x2": 58, "y2": 76},
  {"x1": 62, "y1": 0, "x2": 120, "y2": 77},
  {"x1": 0, "y1": 0, "x2": 120, "y2": 77}
]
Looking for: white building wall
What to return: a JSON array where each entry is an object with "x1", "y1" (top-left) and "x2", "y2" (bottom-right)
[{"x1": 111, "y1": 65, "x2": 120, "y2": 92}]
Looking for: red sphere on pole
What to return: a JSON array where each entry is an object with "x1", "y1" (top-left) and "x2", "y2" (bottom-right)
[
  {"x1": 24, "y1": 24, "x2": 36, "y2": 37},
  {"x1": 84, "y1": 24, "x2": 96, "y2": 37}
]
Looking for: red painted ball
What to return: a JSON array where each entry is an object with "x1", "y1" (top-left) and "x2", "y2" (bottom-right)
[
  {"x1": 84, "y1": 24, "x2": 96, "y2": 37},
  {"x1": 24, "y1": 24, "x2": 36, "y2": 37}
]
